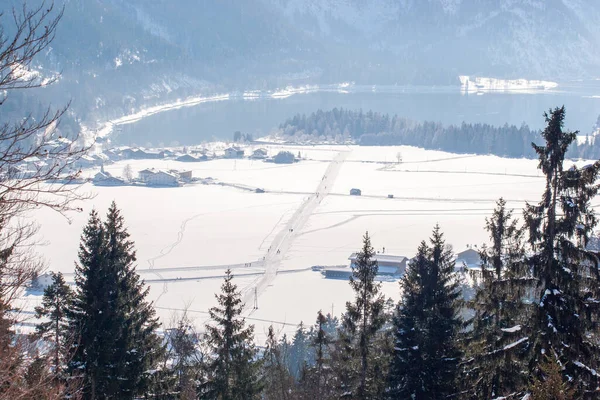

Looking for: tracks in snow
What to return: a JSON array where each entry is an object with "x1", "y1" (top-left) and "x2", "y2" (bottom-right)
[{"x1": 241, "y1": 150, "x2": 350, "y2": 313}]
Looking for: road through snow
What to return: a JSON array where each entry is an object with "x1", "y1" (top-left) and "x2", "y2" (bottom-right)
[{"x1": 242, "y1": 149, "x2": 350, "y2": 313}]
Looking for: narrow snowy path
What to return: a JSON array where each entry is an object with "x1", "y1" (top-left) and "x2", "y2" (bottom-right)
[{"x1": 242, "y1": 149, "x2": 350, "y2": 312}]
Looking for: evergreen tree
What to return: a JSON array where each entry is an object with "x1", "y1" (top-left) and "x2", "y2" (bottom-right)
[
  {"x1": 312, "y1": 310, "x2": 330, "y2": 397},
  {"x1": 262, "y1": 325, "x2": 293, "y2": 400},
  {"x1": 463, "y1": 198, "x2": 532, "y2": 398},
  {"x1": 288, "y1": 322, "x2": 309, "y2": 381},
  {"x1": 297, "y1": 311, "x2": 335, "y2": 400},
  {"x1": 104, "y1": 203, "x2": 162, "y2": 396},
  {"x1": 528, "y1": 356, "x2": 575, "y2": 400},
  {"x1": 69, "y1": 204, "x2": 162, "y2": 399},
  {"x1": 34, "y1": 272, "x2": 74, "y2": 379},
  {"x1": 523, "y1": 106, "x2": 600, "y2": 395},
  {"x1": 69, "y1": 209, "x2": 110, "y2": 397},
  {"x1": 388, "y1": 226, "x2": 463, "y2": 399},
  {"x1": 341, "y1": 231, "x2": 386, "y2": 399},
  {"x1": 199, "y1": 269, "x2": 262, "y2": 399}
]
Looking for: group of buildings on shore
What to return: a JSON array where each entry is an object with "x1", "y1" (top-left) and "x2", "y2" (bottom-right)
[
  {"x1": 79, "y1": 145, "x2": 287, "y2": 169},
  {"x1": 7, "y1": 139, "x2": 298, "y2": 186},
  {"x1": 92, "y1": 167, "x2": 195, "y2": 187},
  {"x1": 320, "y1": 247, "x2": 482, "y2": 280},
  {"x1": 78, "y1": 144, "x2": 292, "y2": 187}
]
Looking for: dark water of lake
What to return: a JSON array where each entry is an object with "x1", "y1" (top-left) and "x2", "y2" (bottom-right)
[{"x1": 112, "y1": 82, "x2": 600, "y2": 147}]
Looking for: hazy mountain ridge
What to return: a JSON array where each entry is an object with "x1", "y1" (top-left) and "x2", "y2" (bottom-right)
[
  {"x1": 4, "y1": 0, "x2": 600, "y2": 133},
  {"x1": 270, "y1": 0, "x2": 600, "y2": 80}
]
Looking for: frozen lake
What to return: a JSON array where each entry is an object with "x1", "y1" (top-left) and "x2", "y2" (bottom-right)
[
  {"x1": 18, "y1": 144, "x2": 599, "y2": 340},
  {"x1": 111, "y1": 82, "x2": 600, "y2": 147}
]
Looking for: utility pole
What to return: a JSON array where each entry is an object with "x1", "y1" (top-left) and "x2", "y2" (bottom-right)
[{"x1": 254, "y1": 287, "x2": 258, "y2": 309}]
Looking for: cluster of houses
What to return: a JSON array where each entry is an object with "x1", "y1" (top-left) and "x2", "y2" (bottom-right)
[
  {"x1": 4, "y1": 137, "x2": 80, "y2": 180},
  {"x1": 322, "y1": 247, "x2": 482, "y2": 280},
  {"x1": 76, "y1": 145, "x2": 278, "y2": 168},
  {"x1": 93, "y1": 167, "x2": 193, "y2": 187}
]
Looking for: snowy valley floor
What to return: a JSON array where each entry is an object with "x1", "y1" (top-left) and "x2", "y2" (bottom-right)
[{"x1": 16, "y1": 144, "x2": 598, "y2": 341}]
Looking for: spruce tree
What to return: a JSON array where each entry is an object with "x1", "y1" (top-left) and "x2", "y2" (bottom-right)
[
  {"x1": 463, "y1": 198, "x2": 532, "y2": 398},
  {"x1": 199, "y1": 269, "x2": 262, "y2": 400},
  {"x1": 69, "y1": 209, "x2": 110, "y2": 397},
  {"x1": 262, "y1": 325, "x2": 293, "y2": 400},
  {"x1": 69, "y1": 204, "x2": 162, "y2": 399},
  {"x1": 288, "y1": 322, "x2": 309, "y2": 381},
  {"x1": 387, "y1": 226, "x2": 463, "y2": 399},
  {"x1": 523, "y1": 106, "x2": 600, "y2": 395},
  {"x1": 312, "y1": 310, "x2": 330, "y2": 397},
  {"x1": 34, "y1": 272, "x2": 74, "y2": 379},
  {"x1": 341, "y1": 231, "x2": 386, "y2": 399},
  {"x1": 297, "y1": 311, "x2": 335, "y2": 400},
  {"x1": 104, "y1": 202, "x2": 162, "y2": 397}
]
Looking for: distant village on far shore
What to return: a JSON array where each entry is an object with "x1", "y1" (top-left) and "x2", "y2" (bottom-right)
[
  {"x1": 90, "y1": 144, "x2": 301, "y2": 187},
  {"x1": 7, "y1": 138, "x2": 303, "y2": 188}
]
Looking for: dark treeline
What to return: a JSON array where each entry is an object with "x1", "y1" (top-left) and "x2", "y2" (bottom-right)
[
  {"x1": 6, "y1": 107, "x2": 599, "y2": 399},
  {"x1": 279, "y1": 108, "x2": 600, "y2": 159}
]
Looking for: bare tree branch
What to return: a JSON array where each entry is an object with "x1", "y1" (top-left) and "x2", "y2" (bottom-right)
[{"x1": 0, "y1": 2, "x2": 90, "y2": 397}]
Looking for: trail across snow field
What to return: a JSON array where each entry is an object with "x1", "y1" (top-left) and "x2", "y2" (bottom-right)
[{"x1": 242, "y1": 149, "x2": 350, "y2": 313}]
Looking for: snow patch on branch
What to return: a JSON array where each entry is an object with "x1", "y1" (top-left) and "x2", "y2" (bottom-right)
[
  {"x1": 573, "y1": 361, "x2": 598, "y2": 376},
  {"x1": 503, "y1": 337, "x2": 529, "y2": 351},
  {"x1": 501, "y1": 325, "x2": 521, "y2": 333}
]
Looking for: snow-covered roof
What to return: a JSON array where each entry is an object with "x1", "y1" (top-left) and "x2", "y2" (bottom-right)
[
  {"x1": 155, "y1": 170, "x2": 177, "y2": 178},
  {"x1": 80, "y1": 155, "x2": 96, "y2": 162},
  {"x1": 94, "y1": 171, "x2": 109, "y2": 179},
  {"x1": 94, "y1": 153, "x2": 109, "y2": 161},
  {"x1": 348, "y1": 253, "x2": 407, "y2": 264},
  {"x1": 176, "y1": 154, "x2": 198, "y2": 161}
]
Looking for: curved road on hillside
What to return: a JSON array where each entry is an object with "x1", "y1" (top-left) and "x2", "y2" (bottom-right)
[{"x1": 241, "y1": 150, "x2": 350, "y2": 312}]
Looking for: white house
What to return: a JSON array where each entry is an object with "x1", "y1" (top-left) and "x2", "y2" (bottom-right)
[
  {"x1": 348, "y1": 253, "x2": 408, "y2": 275},
  {"x1": 74, "y1": 154, "x2": 97, "y2": 169},
  {"x1": 147, "y1": 170, "x2": 178, "y2": 186},
  {"x1": 224, "y1": 147, "x2": 244, "y2": 158},
  {"x1": 93, "y1": 171, "x2": 110, "y2": 184},
  {"x1": 250, "y1": 148, "x2": 268, "y2": 159},
  {"x1": 138, "y1": 168, "x2": 156, "y2": 183},
  {"x1": 94, "y1": 176, "x2": 126, "y2": 186},
  {"x1": 32, "y1": 272, "x2": 54, "y2": 290},
  {"x1": 176, "y1": 154, "x2": 200, "y2": 162},
  {"x1": 175, "y1": 170, "x2": 193, "y2": 181},
  {"x1": 93, "y1": 153, "x2": 111, "y2": 164},
  {"x1": 325, "y1": 253, "x2": 408, "y2": 279},
  {"x1": 456, "y1": 248, "x2": 481, "y2": 269}
]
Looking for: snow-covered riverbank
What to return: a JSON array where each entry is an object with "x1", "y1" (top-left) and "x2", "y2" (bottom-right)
[{"x1": 459, "y1": 75, "x2": 558, "y2": 93}]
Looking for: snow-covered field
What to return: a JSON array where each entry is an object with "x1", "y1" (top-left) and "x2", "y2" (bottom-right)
[{"x1": 17, "y1": 145, "x2": 595, "y2": 340}]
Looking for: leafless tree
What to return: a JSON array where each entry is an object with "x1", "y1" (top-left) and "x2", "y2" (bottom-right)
[
  {"x1": 122, "y1": 164, "x2": 133, "y2": 182},
  {"x1": 0, "y1": 2, "x2": 89, "y2": 398}
]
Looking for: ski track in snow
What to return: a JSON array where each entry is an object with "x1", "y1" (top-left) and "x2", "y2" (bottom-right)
[
  {"x1": 242, "y1": 149, "x2": 351, "y2": 314},
  {"x1": 145, "y1": 201, "x2": 300, "y2": 306}
]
